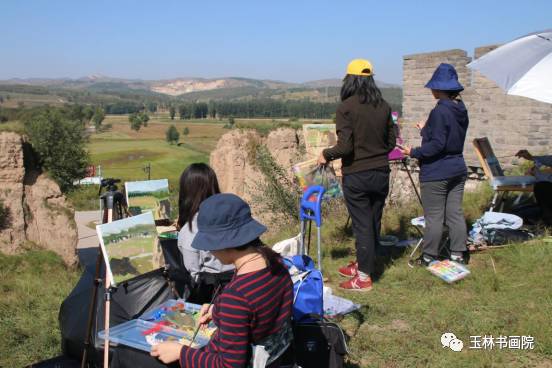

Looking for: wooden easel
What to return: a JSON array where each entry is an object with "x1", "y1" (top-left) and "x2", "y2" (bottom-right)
[{"x1": 81, "y1": 179, "x2": 125, "y2": 368}]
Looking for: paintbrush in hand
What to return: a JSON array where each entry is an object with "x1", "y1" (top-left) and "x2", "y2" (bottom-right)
[{"x1": 189, "y1": 284, "x2": 222, "y2": 347}]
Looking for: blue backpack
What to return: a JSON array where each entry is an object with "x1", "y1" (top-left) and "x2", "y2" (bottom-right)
[{"x1": 283, "y1": 255, "x2": 323, "y2": 322}]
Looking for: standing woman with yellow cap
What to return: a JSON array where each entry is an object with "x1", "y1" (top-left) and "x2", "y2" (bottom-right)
[{"x1": 318, "y1": 59, "x2": 396, "y2": 291}]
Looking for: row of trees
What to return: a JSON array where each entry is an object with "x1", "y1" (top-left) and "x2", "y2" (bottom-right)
[
  {"x1": 167, "y1": 100, "x2": 338, "y2": 120},
  {"x1": 0, "y1": 104, "x2": 106, "y2": 128}
]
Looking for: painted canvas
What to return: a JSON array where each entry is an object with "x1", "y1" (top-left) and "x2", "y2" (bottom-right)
[
  {"x1": 302, "y1": 124, "x2": 342, "y2": 176},
  {"x1": 292, "y1": 158, "x2": 342, "y2": 199},
  {"x1": 125, "y1": 179, "x2": 170, "y2": 220},
  {"x1": 97, "y1": 212, "x2": 159, "y2": 286}
]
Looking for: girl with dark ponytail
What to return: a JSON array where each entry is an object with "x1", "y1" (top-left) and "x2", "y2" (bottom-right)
[{"x1": 318, "y1": 59, "x2": 396, "y2": 292}]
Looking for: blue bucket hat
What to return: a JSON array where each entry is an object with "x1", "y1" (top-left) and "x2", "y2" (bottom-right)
[
  {"x1": 425, "y1": 63, "x2": 464, "y2": 92},
  {"x1": 191, "y1": 193, "x2": 267, "y2": 251}
]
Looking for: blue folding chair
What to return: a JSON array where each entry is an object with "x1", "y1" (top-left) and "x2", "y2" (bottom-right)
[{"x1": 299, "y1": 185, "x2": 326, "y2": 273}]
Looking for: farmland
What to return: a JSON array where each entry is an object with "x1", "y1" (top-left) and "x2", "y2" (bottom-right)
[
  {"x1": 88, "y1": 115, "x2": 223, "y2": 185},
  {"x1": 69, "y1": 113, "x2": 329, "y2": 212},
  {"x1": 89, "y1": 114, "x2": 330, "y2": 184}
]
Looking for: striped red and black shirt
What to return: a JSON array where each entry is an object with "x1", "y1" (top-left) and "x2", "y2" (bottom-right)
[{"x1": 180, "y1": 261, "x2": 293, "y2": 368}]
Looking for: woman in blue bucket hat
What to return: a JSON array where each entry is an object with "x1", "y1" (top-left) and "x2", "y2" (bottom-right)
[
  {"x1": 152, "y1": 193, "x2": 294, "y2": 368},
  {"x1": 400, "y1": 63, "x2": 469, "y2": 265}
]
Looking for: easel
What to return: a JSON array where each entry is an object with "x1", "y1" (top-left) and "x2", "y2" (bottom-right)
[
  {"x1": 81, "y1": 178, "x2": 126, "y2": 368},
  {"x1": 80, "y1": 179, "x2": 176, "y2": 368},
  {"x1": 398, "y1": 158, "x2": 422, "y2": 206}
]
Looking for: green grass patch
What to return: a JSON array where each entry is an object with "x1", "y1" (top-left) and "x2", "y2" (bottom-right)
[
  {"x1": 263, "y1": 186, "x2": 551, "y2": 367},
  {"x1": 66, "y1": 185, "x2": 101, "y2": 211},
  {"x1": 0, "y1": 251, "x2": 80, "y2": 367},
  {"x1": 328, "y1": 240, "x2": 552, "y2": 367}
]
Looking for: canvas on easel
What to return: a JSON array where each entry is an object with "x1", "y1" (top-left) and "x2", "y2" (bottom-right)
[
  {"x1": 96, "y1": 211, "x2": 159, "y2": 287},
  {"x1": 125, "y1": 179, "x2": 171, "y2": 220}
]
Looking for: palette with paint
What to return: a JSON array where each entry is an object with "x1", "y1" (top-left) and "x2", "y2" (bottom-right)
[
  {"x1": 97, "y1": 319, "x2": 208, "y2": 352},
  {"x1": 98, "y1": 299, "x2": 215, "y2": 352},
  {"x1": 140, "y1": 299, "x2": 217, "y2": 338}
]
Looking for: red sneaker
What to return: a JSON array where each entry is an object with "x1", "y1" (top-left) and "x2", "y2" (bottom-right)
[
  {"x1": 338, "y1": 261, "x2": 358, "y2": 278},
  {"x1": 339, "y1": 275, "x2": 373, "y2": 291}
]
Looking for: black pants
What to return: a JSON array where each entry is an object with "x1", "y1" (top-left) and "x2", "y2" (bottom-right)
[
  {"x1": 343, "y1": 169, "x2": 390, "y2": 275},
  {"x1": 420, "y1": 175, "x2": 467, "y2": 257},
  {"x1": 535, "y1": 181, "x2": 552, "y2": 225}
]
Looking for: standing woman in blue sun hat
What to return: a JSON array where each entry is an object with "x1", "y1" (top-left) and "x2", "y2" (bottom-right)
[{"x1": 400, "y1": 63, "x2": 469, "y2": 265}]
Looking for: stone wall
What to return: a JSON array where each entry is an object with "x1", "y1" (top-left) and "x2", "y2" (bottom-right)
[
  {"x1": 402, "y1": 46, "x2": 552, "y2": 167},
  {"x1": 0, "y1": 133, "x2": 26, "y2": 251},
  {"x1": 0, "y1": 132, "x2": 78, "y2": 266},
  {"x1": 209, "y1": 128, "x2": 304, "y2": 224}
]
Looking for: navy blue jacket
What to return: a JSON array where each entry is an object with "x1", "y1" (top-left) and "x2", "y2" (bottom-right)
[{"x1": 411, "y1": 99, "x2": 469, "y2": 182}]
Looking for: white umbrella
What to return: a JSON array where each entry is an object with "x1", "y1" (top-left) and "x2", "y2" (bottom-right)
[{"x1": 467, "y1": 29, "x2": 552, "y2": 104}]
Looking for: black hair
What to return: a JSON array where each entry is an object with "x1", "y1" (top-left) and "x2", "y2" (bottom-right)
[
  {"x1": 444, "y1": 90, "x2": 462, "y2": 99},
  {"x1": 234, "y1": 238, "x2": 281, "y2": 273},
  {"x1": 177, "y1": 163, "x2": 220, "y2": 231},
  {"x1": 340, "y1": 74, "x2": 383, "y2": 105}
]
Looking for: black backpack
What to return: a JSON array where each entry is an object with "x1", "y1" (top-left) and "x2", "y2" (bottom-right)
[
  {"x1": 485, "y1": 228, "x2": 534, "y2": 245},
  {"x1": 291, "y1": 317, "x2": 349, "y2": 368}
]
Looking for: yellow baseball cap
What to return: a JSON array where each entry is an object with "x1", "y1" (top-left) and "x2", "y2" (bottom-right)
[{"x1": 346, "y1": 59, "x2": 374, "y2": 76}]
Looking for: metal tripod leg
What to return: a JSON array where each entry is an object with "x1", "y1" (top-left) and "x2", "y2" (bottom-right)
[{"x1": 402, "y1": 159, "x2": 422, "y2": 206}]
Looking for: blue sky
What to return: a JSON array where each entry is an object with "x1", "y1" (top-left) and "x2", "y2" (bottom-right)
[{"x1": 0, "y1": 0, "x2": 550, "y2": 84}]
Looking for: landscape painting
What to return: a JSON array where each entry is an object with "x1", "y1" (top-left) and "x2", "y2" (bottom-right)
[
  {"x1": 125, "y1": 179, "x2": 170, "y2": 220},
  {"x1": 303, "y1": 124, "x2": 342, "y2": 175},
  {"x1": 97, "y1": 212, "x2": 158, "y2": 286}
]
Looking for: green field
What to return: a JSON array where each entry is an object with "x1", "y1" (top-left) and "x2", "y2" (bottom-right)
[
  {"x1": 89, "y1": 115, "x2": 227, "y2": 185},
  {"x1": 89, "y1": 114, "x2": 331, "y2": 183},
  {"x1": 0, "y1": 91, "x2": 67, "y2": 108},
  {"x1": 69, "y1": 114, "x2": 327, "y2": 211}
]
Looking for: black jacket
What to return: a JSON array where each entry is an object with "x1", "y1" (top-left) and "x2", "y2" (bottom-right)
[{"x1": 323, "y1": 95, "x2": 395, "y2": 175}]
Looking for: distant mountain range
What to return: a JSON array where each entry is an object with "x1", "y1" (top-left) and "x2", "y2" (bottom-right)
[{"x1": 0, "y1": 75, "x2": 400, "y2": 97}]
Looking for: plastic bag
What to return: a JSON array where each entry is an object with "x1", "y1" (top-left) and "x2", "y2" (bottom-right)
[
  {"x1": 293, "y1": 159, "x2": 342, "y2": 200},
  {"x1": 272, "y1": 234, "x2": 302, "y2": 257}
]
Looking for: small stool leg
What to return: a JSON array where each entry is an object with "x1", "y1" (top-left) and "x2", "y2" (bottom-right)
[
  {"x1": 409, "y1": 238, "x2": 423, "y2": 259},
  {"x1": 490, "y1": 192, "x2": 498, "y2": 211}
]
